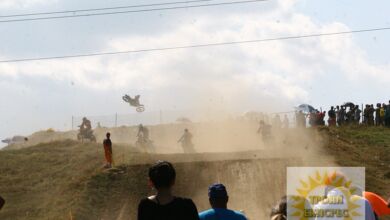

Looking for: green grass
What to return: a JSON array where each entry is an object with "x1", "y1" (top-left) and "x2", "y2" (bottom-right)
[
  {"x1": 2, "y1": 127, "x2": 390, "y2": 219},
  {"x1": 0, "y1": 140, "x2": 138, "y2": 220},
  {"x1": 323, "y1": 126, "x2": 390, "y2": 201}
]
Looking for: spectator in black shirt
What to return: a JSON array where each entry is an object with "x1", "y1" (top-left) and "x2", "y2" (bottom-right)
[{"x1": 137, "y1": 161, "x2": 199, "y2": 220}]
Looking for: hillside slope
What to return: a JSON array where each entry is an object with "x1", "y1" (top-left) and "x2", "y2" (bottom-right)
[
  {"x1": 322, "y1": 126, "x2": 390, "y2": 197},
  {"x1": 1, "y1": 126, "x2": 389, "y2": 219}
]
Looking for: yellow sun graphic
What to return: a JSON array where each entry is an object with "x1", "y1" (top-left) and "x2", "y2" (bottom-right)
[{"x1": 289, "y1": 170, "x2": 362, "y2": 220}]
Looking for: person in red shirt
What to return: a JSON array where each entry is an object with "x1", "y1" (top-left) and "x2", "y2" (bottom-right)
[{"x1": 103, "y1": 132, "x2": 113, "y2": 168}]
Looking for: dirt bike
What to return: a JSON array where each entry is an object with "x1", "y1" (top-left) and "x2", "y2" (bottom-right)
[
  {"x1": 77, "y1": 129, "x2": 97, "y2": 143},
  {"x1": 135, "y1": 135, "x2": 155, "y2": 153},
  {"x1": 122, "y1": 95, "x2": 145, "y2": 112}
]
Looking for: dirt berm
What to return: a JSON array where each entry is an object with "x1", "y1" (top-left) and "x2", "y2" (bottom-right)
[
  {"x1": 2, "y1": 126, "x2": 390, "y2": 219},
  {"x1": 76, "y1": 156, "x2": 303, "y2": 220}
]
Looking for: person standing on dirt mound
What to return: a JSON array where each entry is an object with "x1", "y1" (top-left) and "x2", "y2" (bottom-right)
[
  {"x1": 137, "y1": 161, "x2": 200, "y2": 220},
  {"x1": 103, "y1": 132, "x2": 113, "y2": 168},
  {"x1": 199, "y1": 183, "x2": 247, "y2": 220},
  {"x1": 178, "y1": 128, "x2": 195, "y2": 153}
]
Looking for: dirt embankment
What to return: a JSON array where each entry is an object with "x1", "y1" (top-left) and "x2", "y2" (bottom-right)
[
  {"x1": 76, "y1": 157, "x2": 303, "y2": 220},
  {"x1": 1, "y1": 125, "x2": 358, "y2": 220}
]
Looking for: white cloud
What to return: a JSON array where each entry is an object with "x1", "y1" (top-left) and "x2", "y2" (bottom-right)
[
  {"x1": 0, "y1": 0, "x2": 389, "y2": 110},
  {"x1": 0, "y1": 0, "x2": 58, "y2": 9}
]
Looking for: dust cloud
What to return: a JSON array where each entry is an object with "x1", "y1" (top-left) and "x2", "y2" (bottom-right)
[{"x1": 5, "y1": 86, "x2": 335, "y2": 220}]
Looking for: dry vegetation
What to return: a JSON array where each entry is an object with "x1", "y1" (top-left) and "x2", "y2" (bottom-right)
[{"x1": 0, "y1": 125, "x2": 389, "y2": 219}]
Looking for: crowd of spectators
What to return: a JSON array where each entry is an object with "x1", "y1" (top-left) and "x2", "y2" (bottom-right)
[{"x1": 295, "y1": 100, "x2": 390, "y2": 128}]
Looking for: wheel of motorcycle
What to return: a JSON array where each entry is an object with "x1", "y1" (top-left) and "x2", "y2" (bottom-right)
[{"x1": 136, "y1": 106, "x2": 145, "y2": 112}]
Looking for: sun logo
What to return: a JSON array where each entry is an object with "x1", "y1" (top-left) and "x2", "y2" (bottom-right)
[{"x1": 288, "y1": 170, "x2": 362, "y2": 220}]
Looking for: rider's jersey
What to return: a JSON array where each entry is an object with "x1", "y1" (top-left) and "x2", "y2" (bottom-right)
[
  {"x1": 80, "y1": 120, "x2": 92, "y2": 134},
  {"x1": 85, "y1": 120, "x2": 92, "y2": 129}
]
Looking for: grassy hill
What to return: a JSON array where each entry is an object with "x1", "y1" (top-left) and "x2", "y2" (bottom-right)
[
  {"x1": 0, "y1": 126, "x2": 390, "y2": 219},
  {"x1": 323, "y1": 126, "x2": 390, "y2": 197},
  {"x1": 0, "y1": 140, "x2": 140, "y2": 220}
]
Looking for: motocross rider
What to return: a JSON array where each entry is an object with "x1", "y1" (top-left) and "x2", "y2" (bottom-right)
[{"x1": 80, "y1": 117, "x2": 92, "y2": 136}]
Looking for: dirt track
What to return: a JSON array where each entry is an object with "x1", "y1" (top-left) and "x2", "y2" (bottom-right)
[
  {"x1": 76, "y1": 156, "x2": 302, "y2": 220},
  {"x1": 1, "y1": 123, "x2": 336, "y2": 220}
]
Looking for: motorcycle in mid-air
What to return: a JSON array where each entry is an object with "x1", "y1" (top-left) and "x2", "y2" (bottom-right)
[{"x1": 122, "y1": 94, "x2": 145, "y2": 112}]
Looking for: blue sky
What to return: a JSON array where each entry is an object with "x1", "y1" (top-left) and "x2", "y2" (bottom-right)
[{"x1": 0, "y1": 0, "x2": 389, "y2": 145}]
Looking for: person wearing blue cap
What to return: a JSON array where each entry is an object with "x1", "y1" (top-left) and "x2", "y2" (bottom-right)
[{"x1": 199, "y1": 183, "x2": 247, "y2": 220}]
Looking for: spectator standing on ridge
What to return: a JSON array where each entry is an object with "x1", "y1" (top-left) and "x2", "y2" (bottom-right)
[
  {"x1": 346, "y1": 107, "x2": 355, "y2": 124},
  {"x1": 103, "y1": 132, "x2": 113, "y2": 168},
  {"x1": 137, "y1": 161, "x2": 199, "y2": 220},
  {"x1": 354, "y1": 105, "x2": 362, "y2": 125},
  {"x1": 385, "y1": 102, "x2": 390, "y2": 127},
  {"x1": 375, "y1": 103, "x2": 382, "y2": 126},
  {"x1": 320, "y1": 111, "x2": 326, "y2": 126},
  {"x1": 369, "y1": 104, "x2": 375, "y2": 126},
  {"x1": 328, "y1": 106, "x2": 336, "y2": 126},
  {"x1": 337, "y1": 106, "x2": 345, "y2": 126},
  {"x1": 199, "y1": 183, "x2": 247, "y2": 220},
  {"x1": 363, "y1": 104, "x2": 369, "y2": 125},
  {"x1": 380, "y1": 104, "x2": 386, "y2": 126}
]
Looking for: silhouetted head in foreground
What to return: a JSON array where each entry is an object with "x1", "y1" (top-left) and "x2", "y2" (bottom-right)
[
  {"x1": 148, "y1": 161, "x2": 176, "y2": 190},
  {"x1": 106, "y1": 132, "x2": 110, "y2": 139},
  {"x1": 138, "y1": 161, "x2": 199, "y2": 220},
  {"x1": 208, "y1": 183, "x2": 229, "y2": 209},
  {"x1": 270, "y1": 196, "x2": 287, "y2": 220}
]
